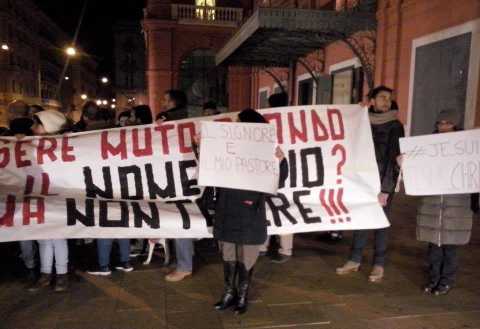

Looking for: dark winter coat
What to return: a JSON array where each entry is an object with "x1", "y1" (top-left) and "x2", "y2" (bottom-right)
[
  {"x1": 155, "y1": 106, "x2": 188, "y2": 122},
  {"x1": 214, "y1": 159, "x2": 288, "y2": 245},
  {"x1": 371, "y1": 120, "x2": 405, "y2": 194},
  {"x1": 417, "y1": 194, "x2": 473, "y2": 246}
]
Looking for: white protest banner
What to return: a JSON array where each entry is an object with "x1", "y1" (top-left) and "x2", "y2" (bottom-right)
[
  {"x1": 399, "y1": 129, "x2": 480, "y2": 196},
  {"x1": 198, "y1": 121, "x2": 278, "y2": 194},
  {"x1": 0, "y1": 105, "x2": 388, "y2": 242}
]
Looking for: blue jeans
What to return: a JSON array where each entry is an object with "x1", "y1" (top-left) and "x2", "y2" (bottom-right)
[
  {"x1": 175, "y1": 239, "x2": 193, "y2": 272},
  {"x1": 350, "y1": 196, "x2": 393, "y2": 266},
  {"x1": 38, "y1": 239, "x2": 68, "y2": 274},
  {"x1": 20, "y1": 240, "x2": 36, "y2": 270},
  {"x1": 97, "y1": 239, "x2": 130, "y2": 268}
]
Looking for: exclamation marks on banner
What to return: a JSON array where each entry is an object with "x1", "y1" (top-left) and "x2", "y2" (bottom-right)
[
  {"x1": 319, "y1": 188, "x2": 350, "y2": 224},
  {"x1": 320, "y1": 144, "x2": 350, "y2": 224}
]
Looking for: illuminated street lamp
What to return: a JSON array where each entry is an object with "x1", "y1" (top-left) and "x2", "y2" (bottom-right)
[
  {"x1": 112, "y1": 98, "x2": 116, "y2": 102},
  {"x1": 111, "y1": 104, "x2": 116, "y2": 109},
  {"x1": 100, "y1": 77, "x2": 109, "y2": 84},
  {"x1": 64, "y1": 76, "x2": 70, "y2": 80},
  {"x1": 96, "y1": 100, "x2": 102, "y2": 106},
  {"x1": 81, "y1": 94, "x2": 88, "y2": 100},
  {"x1": 1, "y1": 44, "x2": 9, "y2": 51},
  {"x1": 102, "y1": 100, "x2": 108, "y2": 105},
  {"x1": 65, "y1": 47, "x2": 77, "y2": 57}
]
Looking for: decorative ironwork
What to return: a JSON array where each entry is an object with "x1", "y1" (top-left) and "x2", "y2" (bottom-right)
[
  {"x1": 171, "y1": 4, "x2": 243, "y2": 27},
  {"x1": 335, "y1": 0, "x2": 377, "y2": 88},
  {"x1": 341, "y1": 30, "x2": 376, "y2": 89},
  {"x1": 262, "y1": 68, "x2": 288, "y2": 94}
]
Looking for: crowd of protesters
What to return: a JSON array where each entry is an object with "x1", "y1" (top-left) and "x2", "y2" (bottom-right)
[{"x1": 0, "y1": 86, "x2": 478, "y2": 315}]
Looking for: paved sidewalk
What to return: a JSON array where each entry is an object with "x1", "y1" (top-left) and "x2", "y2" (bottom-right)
[{"x1": 0, "y1": 193, "x2": 479, "y2": 329}]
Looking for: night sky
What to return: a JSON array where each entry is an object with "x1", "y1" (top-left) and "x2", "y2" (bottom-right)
[{"x1": 35, "y1": 0, "x2": 146, "y2": 75}]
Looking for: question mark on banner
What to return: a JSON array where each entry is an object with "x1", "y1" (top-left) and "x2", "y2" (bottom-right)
[{"x1": 331, "y1": 144, "x2": 346, "y2": 185}]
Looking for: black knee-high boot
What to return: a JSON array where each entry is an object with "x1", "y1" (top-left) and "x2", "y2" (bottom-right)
[
  {"x1": 214, "y1": 261, "x2": 237, "y2": 310},
  {"x1": 234, "y1": 262, "x2": 252, "y2": 315}
]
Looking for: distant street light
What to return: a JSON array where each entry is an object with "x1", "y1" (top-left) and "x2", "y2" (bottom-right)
[
  {"x1": 111, "y1": 104, "x2": 116, "y2": 109},
  {"x1": 1, "y1": 44, "x2": 9, "y2": 51},
  {"x1": 112, "y1": 98, "x2": 116, "y2": 102},
  {"x1": 100, "y1": 77, "x2": 109, "y2": 84},
  {"x1": 96, "y1": 100, "x2": 102, "y2": 106},
  {"x1": 64, "y1": 76, "x2": 70, "y2": 80},
  {"x1": 102, "y1": 100, "x2": 108, "y2": 105},
  {"x1": 81, "y1": 94, "x2": 88, "y2": 100},
  {"x1": 65, "y1": 47, "x2": 77, "y2": 57}
]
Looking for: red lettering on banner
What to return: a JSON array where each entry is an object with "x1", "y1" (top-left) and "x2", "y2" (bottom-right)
[
  {"x1": 336, "y1": 188, "x2": 349, "y2": 214},
  {"x1": 319, "y1": 189, "x2": 334, "y2": 217},
  {"x1": 288, "y1": 111, "x2": 307, "y2": 144},
  {"x1": 24, "y1": 175, "x2": 34, "y2": 194},
  {"x1": 24, "y1": 173, "x2": 57, "y2": 197},
  {"x1": 132, "y1": 128, "x2": 153, "y2": 157},
  {"x1": 37, "y1": 138, "x2": 57, "y2": 164},
  {"x1": 264, "y1": 112, "x2": 283, "y2": 144},
  {"x1": 154, "y1": 123, "x2": 174, "y2": 155},
  {"x1": 178, "y1": 122, "x2": 196, "y2": 154},
  {"x1": 0, "y1": 195, "x2": 16, "y2": 227},
  {"x1": 101, "y1": 130, "x2": 127, "y2": 160},
  {"x1": 327, "y1": 109, "x2": 345, "y2": 140},
  {"x1": 22, "y1": 197, "x2": 45, "y2": 225},
  {"x1": 320, "y1": 188, "x2": 350, "y2": 224},
  {"x1": 62, "y1": 136, "x2": 75, "y2": 162},
  {"x1": 311, "y1": 111, "x2": 329, "y2": 142},
  {"x1": 15, "y1": 141, "x2": 31, "y2": 168},
  {"x1": 41, "y1": 173, "x2": 57, "y2": 196},
  {"x1": 214, "y1": 117, "x2": 233, "y2": 122},
  {"x1": 0, "y1": 140, "x2": 10, "y2": 168},
  {"x1": 328, "y1": 189, "x2": 341, "y2": 215}
]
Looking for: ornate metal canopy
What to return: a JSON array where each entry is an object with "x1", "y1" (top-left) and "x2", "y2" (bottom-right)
[{"x1": 215, "y1": 1, "x2": 377, "y2": 86}]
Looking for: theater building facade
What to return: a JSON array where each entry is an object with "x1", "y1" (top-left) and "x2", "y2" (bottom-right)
[{"x1": 144, "y1": 0, "x2": 480, "y2": 133}]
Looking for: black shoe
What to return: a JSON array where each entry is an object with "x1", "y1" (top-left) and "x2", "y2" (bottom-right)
[
  {"x1": 54, "y1": 274, "x2": 68, "y2": 292},
  {"x1": 433, "y1": 285, "x2": 451, "y2": 296},
  {"x1": 115, "y1": 262, "x2": 134, "y2": 273},
  {"x1": 214, "y1": 261, "x2": 237, "y2": 311},
  {"x1": 28, "y1": 273, "x2": 51, "y2": 292},
  {"x1": 87, "y1": 266, "x2": 112, "y2": 276},
  {"x1": 270, "y1": 254, "x2": 291, "y2": 264},
  {"x1": 234, "y1": 263, "x2": 252, "y2": 315},
  {"x1": 423, "y1": 282, "x2": 437, "y2": 294}
]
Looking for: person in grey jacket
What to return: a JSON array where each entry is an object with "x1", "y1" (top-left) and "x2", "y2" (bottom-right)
[{"x1": 415, "y1": 109, "x2": 473, "y2": 296}]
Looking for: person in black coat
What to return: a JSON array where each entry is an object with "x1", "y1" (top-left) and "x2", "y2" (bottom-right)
[
  {"x1": 155, "y1": 89, "x2": 188, "y2": 122},
  {"x1": 209, "y1": 108, "x2": 288, "y2": 315},
  {"x1": 336, "y1": 86, "x2": 404, "y2": 283}
]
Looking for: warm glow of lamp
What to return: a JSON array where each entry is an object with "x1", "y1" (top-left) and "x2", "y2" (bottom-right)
[{"x1": 66, "y1": 47, "x2": 77, "y2": 57}]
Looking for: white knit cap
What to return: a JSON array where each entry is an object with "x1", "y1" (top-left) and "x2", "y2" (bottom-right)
[{"x1": 35, "y1": 110, "x2": 67, "y2": 134}]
